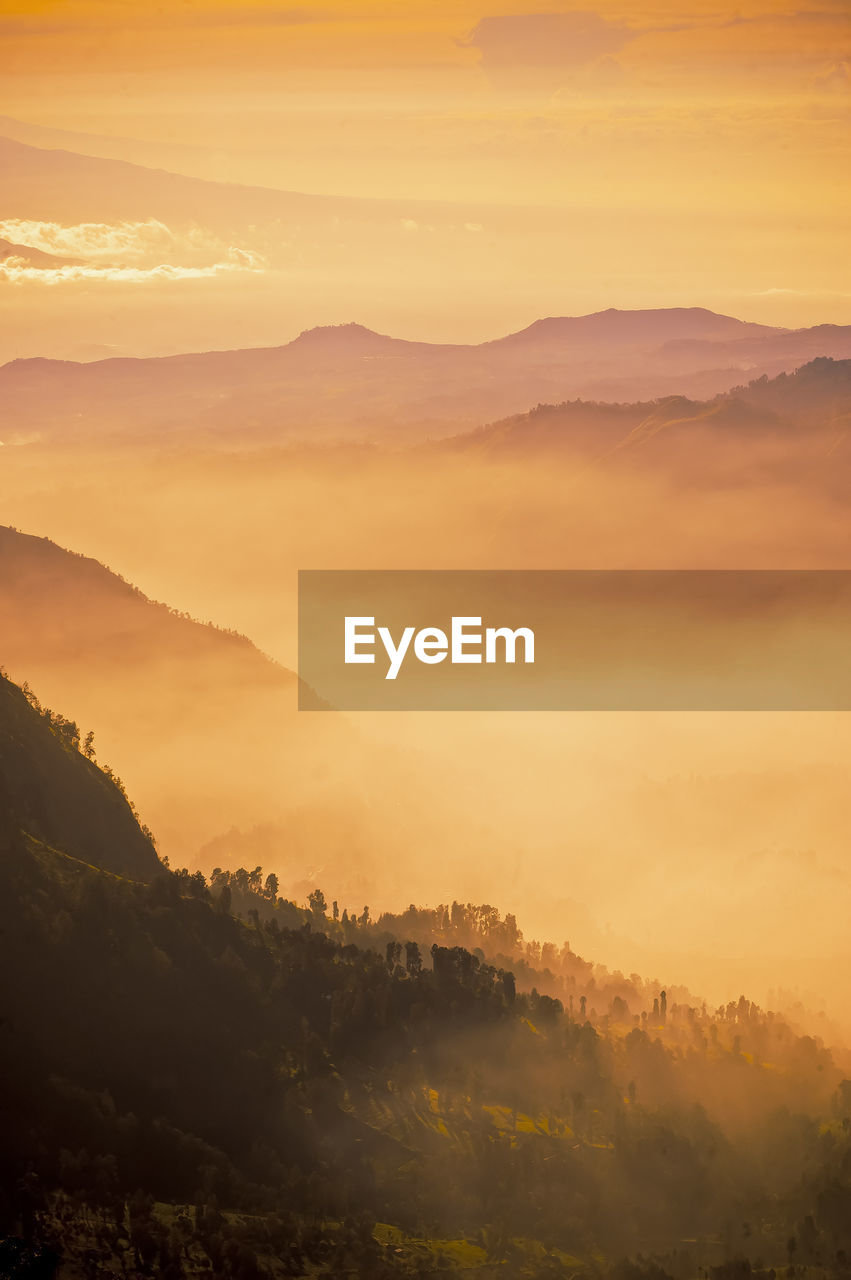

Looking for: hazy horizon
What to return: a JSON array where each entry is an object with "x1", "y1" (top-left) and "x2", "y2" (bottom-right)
[
  {"x1": 3, "y1": 5, "x2": 851, "y2": 1270},
  {"x1": 2, "y1": 0, "x2": 850, "y2": 368}
]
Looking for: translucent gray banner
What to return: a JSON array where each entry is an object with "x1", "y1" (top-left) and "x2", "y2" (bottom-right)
[{"x1": 298, "y1": 570, "x2": 851, "y2": 711}]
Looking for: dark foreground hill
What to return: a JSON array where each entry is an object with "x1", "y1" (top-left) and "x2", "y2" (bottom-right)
[
  {"x1": 2, "y1": 671, "x2": 851, "y2": 1278},
  {"x1": 0, "y1": 670, "x2": 159, "y2": 880}
]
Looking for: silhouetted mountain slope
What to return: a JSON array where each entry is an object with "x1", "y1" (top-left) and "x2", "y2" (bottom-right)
[
  {"x1": 2, "y1": 304, "x2": 848, "y2": 445},
  {"x1": 444, "y1": 359, "x2": 851, "y2": 479},
  {"x1": 729, "y1": 354, "x2": 851, "y2": 424},
  {"x1": 1, "y1": 654, "x2": 850, "y2": 1275},
  {"x1": 1, "y1": 784, "x2": 850, "y2": 1276},
  {"x1": 0, "y1": 527, "x2": 331, "y2": 861},
  {"x1": 0, "y1": 671, "x2": 159, "y2": 880},
  {"x1": 0, "y1": 525, "x2": 289, "y2": 678},
  {"x1": 0, "y1": 528, "x2": 452, "y2": 899}
]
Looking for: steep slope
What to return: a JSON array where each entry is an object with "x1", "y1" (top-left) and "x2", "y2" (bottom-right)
[
  {"x1": 0, "y1": 525, "x2": 293, "y2": 683},
  {"x1": 0, "y1": 528, "x2": 466, "y2": 907},
  {"x1": 0, "y1": 670, "x2": 160, "y2": 879},
  {"x1": 0, "y1": 527, "x2": 315, "y2": 862},
  {"x1": 1, "y1": 814, "x2": 849, "y2": 1277}
]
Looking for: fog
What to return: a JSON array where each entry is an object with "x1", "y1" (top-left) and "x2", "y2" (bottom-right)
[
  {"x1": 1, "y1": 419, "x2": 849, "y2": 1038},
  {"x1": 4, "y1": 5, "x2": 851, "y2": 1270}
]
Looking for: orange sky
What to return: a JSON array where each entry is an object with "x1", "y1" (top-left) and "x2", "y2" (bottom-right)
[
  {"x1": 3, "y1": 1, "x2": 848, "y2": 78},
  {"x1": 1, "y1": 0, "x2": 849, "y2": 342}
]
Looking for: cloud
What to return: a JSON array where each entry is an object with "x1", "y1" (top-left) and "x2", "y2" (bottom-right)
[
  {"x1": 462, "y1": 12, "x2": 636, "y2": 71},
  {"x1": 0, "y1": 218, "x2": 266, "y2": 284},
  {"x1": 0, "y1": 217, "x2": 173, "y2": 262},
  {"x1": 0, "y1": 258, "x2": 261, "y2": 285},
  {"x1": 0, "y1": 218, "x2": 263, "y2": 266}
]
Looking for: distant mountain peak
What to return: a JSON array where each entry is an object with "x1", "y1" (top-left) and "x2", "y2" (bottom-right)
[
  {"x1": 490, "y1": 307, "x2": 784, "y2": 350},
  {"x1": 291, "y1": 322, "x2": 397, "y2": 350}
]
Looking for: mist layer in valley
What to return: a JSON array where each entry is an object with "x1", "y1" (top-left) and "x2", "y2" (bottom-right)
[{"x1": 1, "y1": 348, "x2": 850, "y2": 1035}]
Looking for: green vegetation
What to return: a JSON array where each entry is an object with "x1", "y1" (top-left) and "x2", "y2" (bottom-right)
[{"x1": 2, "y1": 671, "x2": 851, "y2": 1278}]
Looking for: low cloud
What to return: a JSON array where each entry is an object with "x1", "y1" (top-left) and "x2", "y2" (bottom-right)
[
  {"x1": 0, "y1": 258, "x2": 261, "y2": 285},
  {"x1": 0, "y1": 217, "x2": 265, "y2": 265},
  {"x1": 0, "y1": 218, "x2": 265, "y2": 285},
  {"x1": 0, "y1": 218, "x2": 189, "y2": 261}
]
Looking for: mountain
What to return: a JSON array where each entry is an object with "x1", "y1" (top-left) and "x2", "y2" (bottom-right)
[
  {"x1": 727, "y1": 353, "x2": 851, "y2": 424},
  {"x1": 0, "y1": 527, "x2": 477, "y2": 908},
  {"x1": 0, "y1": 134, "x2": 378, "y2": 229},
  {"x1": 3, "y1": 133, "x2": 848, "y2": 416},
  {"x1": 1, "y1": 672, "x2": 848, "y2": 1272},
  {"x1": 0, "y1": 111, "x2": 217, "y2": 180},
  {"x1": 2, "y1": 310, "x2": 849, "y2": 446},
  {"x1": 0, "y1": 527, "x2": 327, "y2": 864},
  {"x1": 444, "y1": 358, "x2": 851, "y2": 483},
  {"x1": 0, "y1": 237, "x2": 83, "y2": 267},
  {"x1": 0, "y1": 525, "x2": 293, "y2": 684},
  {"x1": 1, "y1": 710, "x2": 850, "y2": 1276},
  {"x1": 489, "y1": 306, "x2": 779, "y2": 348},
  {"x1": 0, "y1": 669, "x2": 159, "y2": 880}
]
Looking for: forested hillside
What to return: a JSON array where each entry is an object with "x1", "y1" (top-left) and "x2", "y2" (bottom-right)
[
  {"x1": 0, "y1": 671, "x2": 159, "y2": 880},
  {"x1": 2, "y1": 673, "x2": 851, "y2": 1278}
]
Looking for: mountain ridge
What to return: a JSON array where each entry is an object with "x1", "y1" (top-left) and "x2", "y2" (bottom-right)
[
  {"x1": 3, "y1": 308, "x2": 849, "y2": 446},
  {"x1": 439, "y1": 358, "x2": 851, "y2": 473},
  {"x1": 0, "y1": 669, "x2": 161, "y2": 880},
  {"x1": 2, "y1": 682, "x2": 850, "y2": 1277},
  {"x1": 0, "y1": 306, "x2": 803, "y2": 374},
  {"x1": 488, "y1": 306, "x2": 783, "y2": 347}
]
